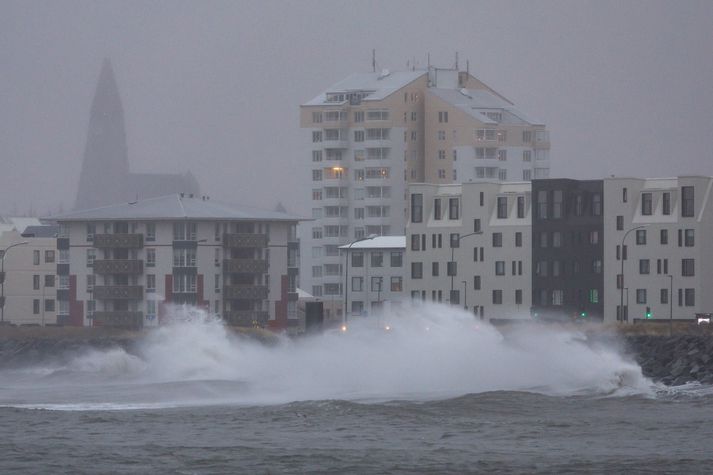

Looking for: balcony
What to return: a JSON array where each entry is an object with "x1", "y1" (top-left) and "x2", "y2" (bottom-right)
[
  {"x1": 94, "y1": 259, "x2": 144, "y2": 275},
  {"x1": 93, "y1": 311, "x2": 143, "y2": 329},
  {"x1": 223, "y1": 310, "x2": 269, "y2": 327},
  {"x1": 93, "y1": 234, "x2": 144, "y2": 249},
  {"x1": 223, "y1": 233, "x2": 267, "y2": 248},
  {"x1": 223, "y1": 285, "x2": 268, "y2": 300},
  {"x1": 93, "y1": 285, "x2": 143, "y2": 300},
  {"x1": 223, "y1": 258, "x2": 267, "y2": 274}
]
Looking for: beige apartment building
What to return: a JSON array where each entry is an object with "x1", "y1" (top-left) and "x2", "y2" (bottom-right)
[{"x1": 300, "y1": 65, "x2": 549, "y2": 303}]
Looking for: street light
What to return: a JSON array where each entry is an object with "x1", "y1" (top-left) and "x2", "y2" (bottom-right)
[
  {"x1": 619, "y1": 225, "x2": 647, "y2": 322},
  {"x1": 1, "y1": 241, "x2": 29, "y2": 323},
  {"x1": 342, "y1": 234, "x2": 377, "y2": 325},
  {"x1": 449, "y1": 231, "x2": 483, "y2": 304},
  {"x1": 667, "y1": 274, "x2": 673, "y2": 336}
]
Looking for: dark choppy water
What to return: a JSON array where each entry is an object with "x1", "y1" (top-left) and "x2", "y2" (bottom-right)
[
  {"x1": 2, "y1": 390, "x2": 713, "y2": 474},
  {"x1": 1, "y1": 306, "x2": 712, "y2": 473}
]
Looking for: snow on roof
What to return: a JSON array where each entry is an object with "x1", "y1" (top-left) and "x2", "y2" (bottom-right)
[
  {"x1": 428, "y1": 88, "x2": 544, "y2": 126},
  {"x1": 303, "y1": 70, "x2": 426, "y2": 106},
  {"x1": 338, "y1": 236, "x2": 405, "y2": 250},
  {"x1": 0, "y1": 217, "x2": 42, "y2": 235},
  {"x1": 50, "y1": 194, "x2": 304, "y2": 222}
]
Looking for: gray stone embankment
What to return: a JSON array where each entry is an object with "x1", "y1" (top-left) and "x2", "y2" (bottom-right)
[{"x1": 625, "y1": 334, "x2": 713, "y2": 386}]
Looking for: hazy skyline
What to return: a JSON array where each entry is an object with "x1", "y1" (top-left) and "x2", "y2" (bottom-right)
[{"x1": 1, "y1": 0, "x2": 712, "y2": 216}]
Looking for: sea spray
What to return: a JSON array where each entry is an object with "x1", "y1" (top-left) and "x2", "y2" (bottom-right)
[{"x1": 0, "y1": 303, "x2": 653, "y2": 409}]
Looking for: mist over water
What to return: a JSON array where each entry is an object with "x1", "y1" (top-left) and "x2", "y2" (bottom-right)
[{"x1": 0, "y1": 304, "x2": 653, "y2": 411}]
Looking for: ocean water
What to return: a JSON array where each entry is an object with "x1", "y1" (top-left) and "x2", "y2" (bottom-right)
[{"x1": 1, "y1": 305, "x2": 712, "y2": 474}]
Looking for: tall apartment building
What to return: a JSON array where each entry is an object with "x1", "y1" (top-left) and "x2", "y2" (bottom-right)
[
  {"x1": 0, "y1": 226, "x2": 59, "y2": 325},
  {"x1": 300, "y1": 66, "x2": 549, "y2": 302},
  {"x1": 52, "y1": 194, "x2": 300, "y2": 330},
  {"x1": 405, "y1": 181, "x2": 532, "y2": 320},
  {"x1": 603, "y1": 176, "x2": 713, "y2": 324}
]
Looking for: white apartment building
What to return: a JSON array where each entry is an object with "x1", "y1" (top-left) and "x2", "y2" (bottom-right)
[
  {"x1": 300, "y1": 66, "x2": 549, "y2": 305},
  {"x1": 603, "y1": 176, "x2": 713, "y2": 324},
  {"x1": 0, "y1": 226, "x2": 58, "y2": 325},
  {"x1": 339, "y1": 236, "x2": 405, "y2": 321},
  {"x1": 52, "y1": 194, "x2": 301, "y2": 330},
  {"x1": 405, "y1": 181, "x2": 532, "y2": 321}
]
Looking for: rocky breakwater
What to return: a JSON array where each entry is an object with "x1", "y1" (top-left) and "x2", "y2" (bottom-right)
[{"x1": 626, "y1": 334, "x2": 713, "y2": 386}]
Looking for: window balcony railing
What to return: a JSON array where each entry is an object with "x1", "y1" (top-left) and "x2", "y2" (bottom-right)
[
  {"x1": 223, "y1": 285, "x2": 268, "y2": 300},
  {"x1": 93, "y1": 234, "x2": 144, "y2": 249},
  {"x1": 222, "y1": 233, "x2": 268, "y2": 249}
]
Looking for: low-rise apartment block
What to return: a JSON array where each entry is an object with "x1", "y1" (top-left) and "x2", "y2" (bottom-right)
[
  {"x1": 52, "y1": 194, "x2": 301, "y2": 330},
  {"x1": 405, "y1": 181, "x2": 532, "y2": 320}
]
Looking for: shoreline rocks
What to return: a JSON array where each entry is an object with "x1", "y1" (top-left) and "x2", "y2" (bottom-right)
[{"x1": 625, "y1": 335, "x2": 713, "y2": 386}]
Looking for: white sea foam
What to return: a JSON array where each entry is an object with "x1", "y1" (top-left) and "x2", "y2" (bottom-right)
[{"x1": 0, "y1": 303, "x2": 657, "y2": 410}]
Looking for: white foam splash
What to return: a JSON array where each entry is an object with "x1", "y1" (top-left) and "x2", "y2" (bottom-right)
[{"x1": 0, "y1": 303, "x2": 657, "y2": 410}]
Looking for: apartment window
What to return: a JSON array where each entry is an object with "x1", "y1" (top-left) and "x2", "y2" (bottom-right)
[
  {"x1": 431, "y1": 262, "x2": 439, "y2": 277},
  {"x1": 684, "y1": 229, "x2": 694, "y2": 247},
  {"x1": 685, "y1": 288, "x2": 695, "y2": 306},
  {"x1": 86, "y1": 249, "x2": 95, "y2": 267},
  {"x1": 410, "y1": 194, "x2": 423, "y2": 223},
  {"x1": 44, "y1": 275, "x2": 54, "y2": 287},
  {"x1": 173, "y1": 248, "x2": 196, "y2": 267},
  {"x1": 324, "y1": 284, "x2": 341, "y2": 296},
  {"x1": 539, "y1": 232, "x2": 549, "y2": 248},
  {"x1": 589, "y1": 230, "x2": 599, "y2": 245},
  {"x1": 522, "y1": 150, "x2": 532, "y2": 163},
  {"x1": 498, "y1": 169, "x2": 507, "y2": 181},
  {"x1": 639, "y1": 259, "x2": 650, "y2": 275},
  {"x1": 448, "y1": 198, "x2": 459, "y2": 220},
  {"x1": 450, "y1": 233, "x2": 460, "y2": 248},
  {"x1": 438, "y1": 169, "x2": 446, "y2": 179},
  {"x1": 447, "y1": 261, "x2": 457, "y2": 276},
  {"x1": 353, "y1": 130, "x2": 364, "y2": 142},
  {"x1": 172, "y1": 222, "x2": 197, "y2": 241},
  {"x1": 44, "y1": 299, "x2": 55, "y2": 312},
  {"x1": 312, "y1": 150, "x2": 323, "y2": 162},
  {"x1": 523, "y1": 130, "x2": 532, "y2": 143},
  {"x1": 352, "y1": 277, "x2": 363, "y2": 292},
  {"x1": 353, "y1": 208, "x2": 364, "y2": 220},
  {"x1": 146, "y1": 274, "x2": 155, "y2": 293},
  {"x1": 431, "y1": 198, "x2": 442, "y2": 220},
  {"x1": 681, "y1": 186, "x2": 694, "y2": 217},
  {"x1": 390, "y1": 252, "x2": 402, "y2": 267},
  {"x1": 623, "y1": 187, "x2": 628, "y2": 203},
  {"x1": 312, "y1": 170, "x2": 323, "y2": 182},
  {"x1": 496, "y1": 197, "x2": 507, "y2": 218},
  {"x1": 515, "y1": 232, "x2": 522, "y2": 247},
  {"x1": 515, "y1": 289, "x2": 523, "y2": 305},
  {"x1": 32, "y1": 299, "x2": 40, "y2": 315},
  {"x1": 516, "y1": 196, "x2": 525, "y2": 218},
  {"x1": 312, "y1": 266, "x2": 322, "y2": 278},
  {"x1": 662, "y1": 192, "x2": 671, "y2": 215},
  {"x1": 312, "y1": 111, "x2": 322, "y2": 123},
  {"x1": 145, "y1": 223, "x2": 156, "y2": 242},
  {"x1": 473, "y1": 219, "x2": 481, "y2": 233},
  {"x1": 660, "y1": 229, "x2": 668, "y2": 245},
  {"x1": 390, "y1": 276, "x2": 402, "y2": 292},
  {"x1": 371, "y1": 252, "x2": 383, "y2": 267},
  {"x1": 438, "y1": 111, "x2": 448, "y2": 123},
  {"x1": 537, "y1": 191, "x2": 548, "y2": 219},
  {"x1": 660, "y1": 289, "x2": 669, "y2": 305},
  {"x1": 592, "y1": 259, "x2": 602, "y2": 274},
  {"x1": 682, "y1": 258, "x2": 695, "y2": 277},
  {"x1": 589, "y1": 289, "x2": 599, "y2": 304},
  {"x1": 367, "y1": 109, "x2": 389, "y2": 121},
  {"x1": 437, "y1": 130, "x2": 446, "y2": 141},
  {"x1": 351, "y1": 252, "x2": 364, "y2": 267},
  {"x1": 636, "y1": 229, "x2": 647, "y2": 245},
  {"x1": 354, "y1": 111, "x2": 364, "y2": 123},
  {"x1": 495, "y1": 261, "x2": 505, "y2": 276},
  {"x1": 411, "y1": 262, "x2": 423, "y2": 279},
  {"x1": 552, "y1": 232, "x2": 562, "y2": 248},
  {"x1": 32, "y1": 250, "x2": 40, "y2": 265},
  {"x1": 636, "y1": 289, "x2": 647, "y2": 304},
  {"x1": 84, "y1": 223, "x2": 95, "y2": 242},
  {"x1": 497, "y1": 150, "x2": 507, "y2": 161},
  {"x1": 492, "y1": 290, "x2": 503, "y2": 305},
  {"x1": 492, "y1": 233, "x2": 503, "y2": 247},
  {"x1": 616, "y1": 215, "x2": 624, "y2": 231},
  {"x1": 411, "y1": 234, "x2": 421, "y2": 251},
  {"x1": 214, "y1": 274, "x2": 221, "y2": 293},
  {"x1": 312, "y1": 131, "x2": 322, "y2": 143},
  {"x1": 641, "y1": 193, "x2": 653, "y2": 215},
  {"x1": 146, "y1": 248, "x2": 156, "y2": 267},
  {"x1": 592, "y1": 193, "x2": 602, "y2": 216},
  {"x1": 472, "y1": 275, "x2": 482, "y2": 291}
]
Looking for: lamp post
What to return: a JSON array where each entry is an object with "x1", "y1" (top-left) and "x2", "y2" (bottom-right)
[
  {"x1": 342, "y1": 234, "x2": 376, "y2": 325},
  {"x1": 1, "y1": 241, "x2": 29, "y2": 323},
  {"x1": 667, "y1": 274, "x2": 673, "y2": 336},
  {"x1": 449, "y1": 231, "x2": 483, "y2": 304},
  {"x1": 619, "y1": 226, "x2": 646, "y2": 322},
  {"x1": 461, "y1": 280, "x2": 467, "y2": 310}
]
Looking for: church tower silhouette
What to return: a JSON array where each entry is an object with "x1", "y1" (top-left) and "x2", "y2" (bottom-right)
[{"x1": 74, "y1": 59, "x2": 199, "y2": 210}]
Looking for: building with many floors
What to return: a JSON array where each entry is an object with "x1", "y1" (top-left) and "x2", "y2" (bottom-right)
[
  {"x1": 0, "y1": 226, "x2": 59, "y2": 325},
  {"x1": 405, "y1": 181, "x2": 532, "y2": 320},
  {"x1": 300, "y1": 65, "x2": 550, "y2": 305},
  {"x1": 52, "y1": 194, "x2": 301, "y2": 329},
  {"x1": 339, "y1": 236, "x2": 406, "y2": 322}
]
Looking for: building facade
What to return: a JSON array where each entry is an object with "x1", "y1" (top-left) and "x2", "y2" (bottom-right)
[
  {"x1": 53, "y1": 194, "x2": 300, "y2": 330},
  {"x1": 300, "y1": 65, "x2": 549, "y2": 304},
  {"x1": 603, "y1": 176, "x2": 713, "y2": 324},
  {"x1": 405, "y1": 181, "x2": 532, "y2": 320},
  {"x1": 340, "y1": 236, "x2": 406, "y2": 321},
  {"x1": 531, "y1": 179, "x2": 604, "y2": 321},
  {"x1": 0, "y1": 227, "x2": 58, "y2": 325}
]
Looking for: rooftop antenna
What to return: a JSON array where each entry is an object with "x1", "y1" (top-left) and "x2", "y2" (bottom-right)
[
  {"x1": 372, "y1": 49, "x2": 376, "y2": 73},
  {"x1": 455, "y1": 51, "x2": 459, "y2": 70}
]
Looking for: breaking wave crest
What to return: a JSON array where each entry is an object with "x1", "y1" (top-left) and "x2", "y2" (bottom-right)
[{"x1": 0, "y1": 304, "x2": 656, "y2": 410}]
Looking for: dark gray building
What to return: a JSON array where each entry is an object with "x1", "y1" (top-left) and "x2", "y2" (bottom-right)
[
  {"x1": 74, "y1": 59, "x2": 199, "y2": 210},
  {"x1": 531, "y1": 179, "x2": 604, "y2": 321}
]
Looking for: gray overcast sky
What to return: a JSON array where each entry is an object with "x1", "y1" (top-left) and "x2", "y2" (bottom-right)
[{"x1": 1, "y1": 0, "x2": 712, "y2": 216}]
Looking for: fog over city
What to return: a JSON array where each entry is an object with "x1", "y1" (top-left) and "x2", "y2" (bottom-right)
[{"x1": 1, "y1": 0, "x2": 711, "y2": 216}]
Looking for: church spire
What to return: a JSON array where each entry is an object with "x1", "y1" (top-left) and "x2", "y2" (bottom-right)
[{"x1": 74, "y1": 58, "x2": 130, "y2": 210}]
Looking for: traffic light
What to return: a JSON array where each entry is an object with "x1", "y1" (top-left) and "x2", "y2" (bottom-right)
[
  {"x1": 645, "y1": 307, "x2": 652, "y2": 319},
  {"x1": 580, "y1": 311, "x2": 588, "y2": 318}
]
